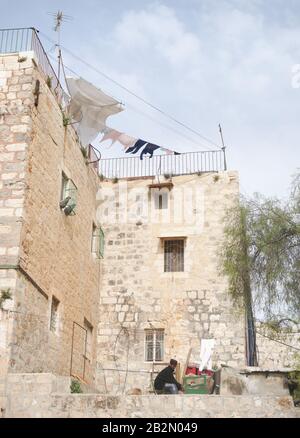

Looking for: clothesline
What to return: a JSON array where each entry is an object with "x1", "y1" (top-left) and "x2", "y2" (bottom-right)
[{"x1": 100, "y1": 126, "x2": 180, "y2": 160}]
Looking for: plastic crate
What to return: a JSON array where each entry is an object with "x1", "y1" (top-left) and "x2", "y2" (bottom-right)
[{"x1": 183, "y1": 375, "x2": 208, "y2": 394}]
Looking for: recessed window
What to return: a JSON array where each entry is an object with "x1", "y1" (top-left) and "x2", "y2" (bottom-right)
[
  {"x1": 50, "y1": 296, "x2": 59, "y2": 333},
  {"x1": 145, "y1": 329, "x2": 164, "y2": 362},
  {"x1": 164, "y1": 239, "x2": 184, "y2": 272},
  {"x1": 60, "y1": 172, "x2": 77, "y2": 215},
  {"x1": 91, "y1": 223, "x2": 104, "y2": 258},
  {"x1": 154, "y1": 191, "x2": 168, "y2": 210}
]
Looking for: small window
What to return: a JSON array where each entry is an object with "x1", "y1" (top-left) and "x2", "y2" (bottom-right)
[
  {"x1": 145, "y1": 329, "x2": 164, "y2": 362},
  {"x1": 84, "y1": 318, "x2": 93, "y2": 361},
  {"x1": 61, "y1": 172, "x2": 68, "y2": 200},
  {"x1": 164, "y1": 239, "x2": 184, "y2": 272},
  {"x1": 60, "y1": 172, "x2": 77, "y2": 215},
  {"x1": 91, "y1": 223, "x2": 104, "y2": 258},
  {"x1": 50, "y1": 296, "x2": 59, "y2": 333},
  {"x1": 154, "y1": 191, "x2": 168, "y2": 210}
]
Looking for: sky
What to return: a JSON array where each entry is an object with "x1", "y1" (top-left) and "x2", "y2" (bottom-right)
[{"x1": 1, "y1": 0, "x2": 300, "y2": 198}]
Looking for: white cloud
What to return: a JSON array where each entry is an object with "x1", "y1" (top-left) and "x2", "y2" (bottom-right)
[
  {"x1": 66, "y1": 1, "x2": 300, "y2": 197},
  {"x1": 114, "y1": 4, "x2": 201, "y2": 67}
]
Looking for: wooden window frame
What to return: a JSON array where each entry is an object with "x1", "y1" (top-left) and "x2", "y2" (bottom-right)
[{"x1": 144, "y1": 329, "x2": 165, "y2": 362}]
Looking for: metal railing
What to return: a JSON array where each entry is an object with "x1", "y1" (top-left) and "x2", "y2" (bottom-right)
[
  {"x1": 0, "y1": 27, "x2": 65, "y2": 103},
  {"x1": 99, "y1": 149, "x2": 226, "y2": 179}
]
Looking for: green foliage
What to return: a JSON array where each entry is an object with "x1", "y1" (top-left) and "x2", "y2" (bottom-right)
[
  {"x1": 18, "y1": 56, "x2": 27, "y2": 63},
  {"x1": 99, "y1": 174, "x2": 105, "y2": 182},
  {"x1": 0, "y1": 289, "x2": 12, "y2": 310},
  {"x1": 46, "y1": 76, "x2": 52, "y2": 89},
  {"x1": 220, "y1": 172, "x2": 300, "y2": 322},
  {"x1": 220, "y1": 203, "x2": 250, "y2": 308},
  {"x1": 112, "y1": 177, "x2": 119, "y2": 184},
  {"x1": 70, "y1": 379, "x2": 82, "y2": 393},
  {"x1": 62, "y1": 112, "x2": 71, "y2": 127}
]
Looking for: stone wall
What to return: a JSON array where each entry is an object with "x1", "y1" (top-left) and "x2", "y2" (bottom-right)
[
  {"x1": 96, "y1": 173, "x2": 246, "y2": 394},
  {"x1": 0, "y1": 53, "x2": 34, "y2": 378},
  {"x1": 2, "y1": 373, "x2": 299, "y2": 418},
  {"x1": 256, "y1": 326, "x2": 300, "y2": 369},
  {"x1": 0, "y1": 53, "x2": 101, "y2": 385}
]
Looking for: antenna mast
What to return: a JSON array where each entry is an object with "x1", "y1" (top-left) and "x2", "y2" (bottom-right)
[
  {"x1": 48, "y1": 10, "x2": 73, "y2": 82},
  {"x1": 218, "y1": 123, "x2": 227, "y2": 171}
]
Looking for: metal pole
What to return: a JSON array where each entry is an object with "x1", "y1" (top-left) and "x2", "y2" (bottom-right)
[{"x1": 219, "y1": 124, "x2": 227, "y2": 171}]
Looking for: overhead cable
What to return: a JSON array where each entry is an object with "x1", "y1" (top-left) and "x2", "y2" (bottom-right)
[{"x1": 39, "y1": 30, "x2": 222, "y2": 150}]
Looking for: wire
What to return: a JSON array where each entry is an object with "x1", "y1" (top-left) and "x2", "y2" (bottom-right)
[
  {"x1": 39, "y1": 30, "x2": 222, "y2": 150},
  {"x1": 256, "y1": 331, "x2": 300, "y2": 351},
  {"x1": 49, "y1": 53, "x2": 217, "y2": 153},
  {"x1": 49, "y1": 55, "x2": 214, "y2": 151},
  {"x1": 125, "y1": 102, "x2": 216, "y2": 152}
]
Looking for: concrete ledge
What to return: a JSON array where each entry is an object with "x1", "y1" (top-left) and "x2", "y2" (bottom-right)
[{"x1": 4, "y1": 394, "x2": 300, "y2": 418}]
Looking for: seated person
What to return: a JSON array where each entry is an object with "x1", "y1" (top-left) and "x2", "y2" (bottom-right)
[{"x1": 154, "y1": 359, "x2": 183, "y2": 394}]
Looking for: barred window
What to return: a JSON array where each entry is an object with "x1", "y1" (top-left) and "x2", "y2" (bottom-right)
[
  {"x1": 164, "y1": 239, "x2": 184, "y2": 272},
  {"x1": 145, "y1": 329, "x2": 164, "y2": 362}
]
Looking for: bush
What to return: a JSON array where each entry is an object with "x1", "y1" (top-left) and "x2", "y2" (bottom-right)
[{"x1": 70, "y1": 379, "x2": 82, "y2": 393}]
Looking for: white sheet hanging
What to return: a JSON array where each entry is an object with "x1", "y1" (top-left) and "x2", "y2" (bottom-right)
[
  {"x1": 66, "y1": 77, "x2": 123, "y2": 146},
  {"x1": 199, "y1": 339, "x2": 215, "y2": 371}
]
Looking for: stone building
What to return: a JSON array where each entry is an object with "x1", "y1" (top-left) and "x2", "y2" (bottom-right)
[
  {"x1": 0, "y1": 28, "x2": 299, "y2": 409},
  {"x1": 96, "y1": 172, "x2": 246, "y2": 393},
  {"x1": 0, "y1": 42, "x2": 101, "y2": 387}
]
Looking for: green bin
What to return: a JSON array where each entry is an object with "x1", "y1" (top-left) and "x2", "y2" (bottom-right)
[{"x1": 183, "y1": 375, "x2": 208, "y2": 394}]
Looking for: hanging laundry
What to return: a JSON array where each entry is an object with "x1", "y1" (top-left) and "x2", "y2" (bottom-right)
[
  {"x1": 160, "y1": 147, "x2": 174, "y2": 155},
  {"x1": 66, "y1": 77, "x2": 123, "y2": 146},
  {"x1": 99, "y1": 126, "x2": 181, "y2": 159},
  {"x1": 100, "y1": 128, "x2": 123, "y2": 145},
  {"x1": 118, "y1": 133, "x2": 137, "y2": 149},
  {"x1": 125, "y1": 139, "x2": 147, "y2": 155},
  {"x1": 140, "y1": 142, "x2": 160, "y2": 160},
  {"x1": 100, "y1": 128, "x2": 137, "y2": 150}
]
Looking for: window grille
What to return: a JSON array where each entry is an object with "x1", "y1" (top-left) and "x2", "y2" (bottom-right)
[
  {"x1": 145, "y1": 329, "x2": 164, "y2": 362},
  {"x1": 164, "y1": 239, "x2": 184, "y2": 272}
]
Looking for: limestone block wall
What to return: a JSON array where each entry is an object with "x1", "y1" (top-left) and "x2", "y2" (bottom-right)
[
  {"x1": 96, "y1": 172, "x2": 246, "y2": 394},
  {"x1": 0, "y1": 53, "x2": 34, "y2": 378},
  {"x1": 2, "y1": 373, "x2": 299, "y2": 418},
  {"x1": 256, "y1": 327, "x2": 300, "y2": 369},
  {"x1": 0, "y1": 53, "x2": 101, "y2": 384}
]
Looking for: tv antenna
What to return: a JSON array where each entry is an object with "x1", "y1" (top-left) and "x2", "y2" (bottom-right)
[{"x1": 47, "y1": 11, "x2": 73, "y2": 82}]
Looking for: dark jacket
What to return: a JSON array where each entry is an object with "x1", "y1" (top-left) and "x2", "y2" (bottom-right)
[{"x1": 154, "y1": 366, "x2": 182, "y2": 391}]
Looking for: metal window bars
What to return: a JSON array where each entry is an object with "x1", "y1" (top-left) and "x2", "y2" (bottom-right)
[{"x1": 164, "y1": 240, "x2": 184, "y2": 272}]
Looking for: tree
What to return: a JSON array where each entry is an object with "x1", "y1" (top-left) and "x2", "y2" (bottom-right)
[{"x1": 220, "y1": 172, "x2": 300, "y2": 364}]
